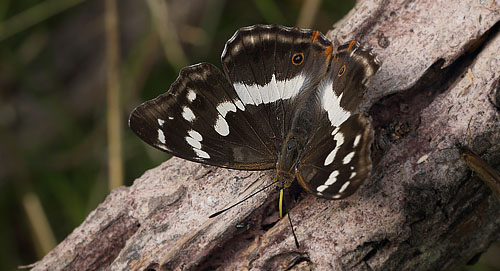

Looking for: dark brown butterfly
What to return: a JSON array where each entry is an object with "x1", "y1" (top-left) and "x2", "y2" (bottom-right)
[{"x1": 129, "y1": 24, "x2": 380, "y2": 200}]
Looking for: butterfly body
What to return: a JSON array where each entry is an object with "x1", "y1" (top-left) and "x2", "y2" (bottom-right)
[{"x1": 130, "y1": 25, "x2": 380, "y2": 199}]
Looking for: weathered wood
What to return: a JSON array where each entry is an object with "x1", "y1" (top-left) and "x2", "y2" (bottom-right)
[{"x1": 33, "y1": 0, "x2": 500, "y2": 270}]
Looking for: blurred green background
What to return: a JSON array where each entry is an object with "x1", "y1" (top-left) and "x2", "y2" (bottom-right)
[{"x1": 0, "y1": 0, "x2": 498, "y2": 270}]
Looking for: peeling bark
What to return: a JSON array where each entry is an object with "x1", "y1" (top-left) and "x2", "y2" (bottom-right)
[{"x1": 32, "y1": 0, "x2": 500, "y2": 270}]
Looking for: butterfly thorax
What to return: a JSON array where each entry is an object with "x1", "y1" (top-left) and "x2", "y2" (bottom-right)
[
  {"x1": 276, "y1": 135, "x2": 301, "y2": 187},
  {"x1": 276, "y1": 92, "x2": 318, "y2": 187}
]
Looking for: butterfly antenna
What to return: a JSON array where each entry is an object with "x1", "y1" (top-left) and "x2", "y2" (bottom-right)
[
  {"x1": 280, "y1": 188, "x2": 300, "y2": 248},
  {"x1": 209, "y1": 178, "x2": 277, "y2": 218}
]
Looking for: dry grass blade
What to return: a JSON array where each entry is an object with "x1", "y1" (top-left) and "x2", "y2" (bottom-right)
[
  {"x1": 145, "y1": 0, "x2": 189, "y2": 70},
  {"x1": 22, "y1": 192, "x2": 57, "y2": 257},
  {"x1": 105, "y1": 0, "x2": 123, "y2": 190},
  {"x1": 459, "y1": 145, "x2": 500, "y2": 200},
  {"x1": 297, "y1": 0, "x2": 323, "y2": 28},
  {"x1": 0, "y1": 0, "x2": 85, "y2": 41}
]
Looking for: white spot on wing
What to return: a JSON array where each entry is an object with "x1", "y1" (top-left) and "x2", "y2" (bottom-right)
[
  {"x1": 233, "y1": 84, "x2": 255, "y2": 105},
  {"x1": 233, "y1": 73, "x2": 305, "y2": 105},
  {"x1": 186, "y1": 136, "x2": 201, "y2": 149},
  {"x1": 320, "y1": 80, "x2": 351, "y2": 127},
  {"x1": 194, "y1": 148, "x2": 210, "y2": 159},
  {"x1": 185, "y1": 129, "x2": 209, "y2": 159},
  {"x1": 325, "y1": 170, "x2": 339, "y2": 185},
  {"x1": 324, "y1": 149, "x2": 336, "y2": 166},
  {"x1": 215, "y1": 116, "x2": 230, "y2": 136},
  {"x1": 276, "y1": 74, "x2": 286, "y2": 100},
  {"x1": 188, "y1": 130, "x2": 202, "y2": 141},
  {"x1": 214, "y1": 102, "x2": 237, "y2": 136},
  {"x1": 317, "y1": 185, "x2": 328, "y2": 192},
  {"x1": 259, "y1": 78, "x2": 269, "y2": 104},
  {"x1": 318, "y1": 170, "x2": 340, "y2": 194},
  {"x1": 343, "y1": 151, "x2": 355, "y2": 164},
  {"x1": 217, "y1": 102, "x2": 236, "y2": 116},
  {"x1": 324, "y1": 151, "x2": 334, "y2": 166},
  {"x1": 234, "y1": 100, "x2": 245, "y2": 111},
  {"x1": 158, "y1": 129, "x2": 166, "y2": 144},
  {"x1": 168, "y1": 116, "x2": 174, "y2": 120},
  {"x1": 269, "y1": 74, "x2": 282, "y2": 103},
  {"x1": 331, "y1": 126, "x2": 340, "y2": 136},
  {"x1": 187, "y1": 90, "x2": 196, "y2": 102},
  {"x1": 338, "y1": 181, "x2": 350, "y2": 193},
  {"x1": 283, "y1": 73, "x2": 306, "y2": 100},
  {"x1": 353, "y1": 134, "x2": 362, "y2": 147},
  {"x1": 182, "y1": 107, "x2": 196, "y2": 122},
  {"x1": 349, "y1": 172, "x2": 357, "y2": 179},
  {"x1": 156, "y1": 120, "x2": 169, "y2": 150},
  {"x1": 324, "y1": 132, "x2": 344, "y2": 166}
]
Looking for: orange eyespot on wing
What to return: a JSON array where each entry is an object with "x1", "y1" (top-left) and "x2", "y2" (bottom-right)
[
  {"x1": 338, "y1": 65, "x2": 346, "y2": 77},
  {"x1": 292, "y1": 53, "x2": 304, "y2": 65}
]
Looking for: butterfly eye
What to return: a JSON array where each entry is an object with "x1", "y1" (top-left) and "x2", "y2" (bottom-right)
[
  {"x1": 338, "y1": 65, "x2": 346, "y2": 77},
  {"x1": 292, "y1": 53, "x2": 304, "y2": 65}
]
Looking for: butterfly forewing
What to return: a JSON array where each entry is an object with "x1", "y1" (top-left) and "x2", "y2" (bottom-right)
[
  {"x1": 221, "y1": 25, "x2": 333, "y2": 147},
  {"x1": 130, "y1": 63, "x2": 276, "y2": 170},
  {"x1": 328, "y1": 41, "x2": 380, "y2": 112}
]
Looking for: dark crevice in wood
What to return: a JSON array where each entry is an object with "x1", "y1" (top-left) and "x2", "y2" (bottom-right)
[
  {"x1": 62, "y1": 214, "x2": 139, "y2": 271},
  {"x1": 359, "y1": 238, "x2": 389, "y2": 263},
  {"x1": 490, "y1": 76, "x2": 500, "y2": 109},
  {"x1": 264, "y1": 252, "x2": 311, "y2": 271},
  {"x1": 383, "y1": 170, "x2": 497, "y2": 270},
  {"x1": 443, "y1": 178, "x2": 491, "y2": 237},
  {"x1": 285, "y1": 255, "x2": 312, "y2": 270},
  {"x1": 196, "y1": 193, "x2": 280, "y2": 271},
  {"x1": 466, "y1": 252, "x2": 483, "y2": 266},
  {"x1": 144, "y1": 262, "x2": 160, "y2": 271}
]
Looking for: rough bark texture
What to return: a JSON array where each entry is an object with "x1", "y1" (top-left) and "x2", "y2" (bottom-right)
[{"x1": 33, "y1": 0, "x2": 500, "y2": 270}]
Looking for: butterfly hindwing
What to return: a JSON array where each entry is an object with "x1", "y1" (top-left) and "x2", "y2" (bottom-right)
[
  {"x1": 297, "y1": 113, "x2": 374, "y2": 199},
  {"x1": 293, "y1": 42, "x2": 380, "y2": 199}
]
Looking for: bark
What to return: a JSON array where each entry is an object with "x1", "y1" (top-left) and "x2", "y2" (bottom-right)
[{"x1": 32, "y1": 0, "x2": 500, "y2": 270}]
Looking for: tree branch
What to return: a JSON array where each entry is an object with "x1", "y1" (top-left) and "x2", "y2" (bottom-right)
[{"x1": 32, "y1": 0, "x2": 500, "y2": 270}]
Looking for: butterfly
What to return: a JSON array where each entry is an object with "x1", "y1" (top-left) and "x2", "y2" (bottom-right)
[{"x1": 129, "y1": 24, "x2": 380, "y2": 200}]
